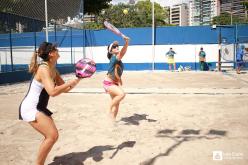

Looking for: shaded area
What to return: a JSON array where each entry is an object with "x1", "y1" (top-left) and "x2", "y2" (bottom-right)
[
  {"x1": 208, "y1": 129, "x2": 226, "y2": 136},
  {"x1": 120, "y1": 113, "x2": 157, "y2": 125},
  {"x1": 48, "y1": 141, "x2": 136, "y2": 165},
  {"x1": 181, "y1": 129, "x2": 200, "y2": 135},
  {"x1": 141, "y1": 129, "x2": 227, "y2": 165},
  {"x1": 110, "y1": 141, "x2": 136, "y2": 159},
  {"x1": 157, "y1": 129, "x2": 176, "y2": 135},
  {"x1": 239, "y1": 71, "x2": 247, "y2": 74},
  {"x1": 222, "y1": 71, "x2": 248, "y2": 84}
]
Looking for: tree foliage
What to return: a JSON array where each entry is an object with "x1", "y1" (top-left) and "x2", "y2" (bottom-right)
[
  {"x1": 84, "y1": 0, "x2": 111, "y2": 15},
  {"x1": 88, "y1": 0, "x2": 169, "y2": 29},
  {"x1": 212, "y1": 12, "x2": 248, "y2": 25},
  {"x1": 242, "y1": 1, "x2": 248, "y2": 9},
  {"x1": 212, "y1": 1, "x2": 248, "y2": 25}
]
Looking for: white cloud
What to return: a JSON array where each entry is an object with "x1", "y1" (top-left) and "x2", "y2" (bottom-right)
[{"x1": 111, "y1": 0, "x2": 190, "y2": 6}]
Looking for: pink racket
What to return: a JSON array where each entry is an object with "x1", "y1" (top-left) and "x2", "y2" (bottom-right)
[
  {"x1": 75, "y1": 58, "x2": 96, "y2": 78},
  {"x1": 104, "y1": 21, "x2": 126, "y2": 38}
]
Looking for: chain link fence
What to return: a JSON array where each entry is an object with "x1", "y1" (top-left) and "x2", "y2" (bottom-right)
[{"x1": 0, "y1": 12, "x2": 85, "y2": 73}]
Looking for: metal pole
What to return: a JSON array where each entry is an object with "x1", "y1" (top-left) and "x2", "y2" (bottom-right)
[
  {"x1": 152, "y1": 0, "x2": 155, "y2": 71},
  {"x1": 231, "y1": 0, "x2": 233, "y2": 25},
  {"x1": 9, "y1": 30, "x2": 13, "y2": 71},
  {"x1": 0, "y1": 52, "x2": 1, "y2": 72},
  {"x1": 45, "y1": 0, "x2": 49, "y2": 42},
  {"x1": 234, "y1": 24, "x2": 238, "y2": 69},
  {"x1": 80, "y1": 0, "x2": 86, "y2": 58},
  {"x1": 54, "y1": 22, "x2": 57, "y2": 42},
  {"x1": 194, "y1": 46, "x2": 197, "y2": 71},
  {"x1": 70, "y1": 27, "x2": 73, "y2": 64},
  {"x1": 218, "y1": 27, "x2": 221, "y2": 71},
  {"x1": 34, "y1": 31, "x2": 37, "y2": 51}
]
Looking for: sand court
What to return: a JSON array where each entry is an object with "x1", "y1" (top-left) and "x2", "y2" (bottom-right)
[{"x1": 0, "y1": 71, "x2": 248, "y2": 165}]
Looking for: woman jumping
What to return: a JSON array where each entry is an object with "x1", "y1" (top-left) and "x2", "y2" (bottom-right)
[{"x1": 103, "y1": 36, "x2": 130, "y2": 121}]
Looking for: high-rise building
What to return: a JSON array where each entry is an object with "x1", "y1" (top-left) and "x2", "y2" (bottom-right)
[
  {"x1": 170, "y1": 3, "x2": 189, "y2": 26},
  {"x1": 189, "y1": 0, "x2": 220, "y2": 26},
  {"x1": 220, "y1": 0, "x2": 246, "y2": 21},
  {"x1": 129, "y1": 0, "x2": 135, "y2": 5}
]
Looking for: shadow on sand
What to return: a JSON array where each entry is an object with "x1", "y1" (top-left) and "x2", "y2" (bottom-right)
[
  {"x1": 48, "y1": 141, "x2": 136, "y2": 165},
  {"x1": 140, "y1": 129, "x2": 227, "y2": 165},
  {"x1": 120, "y1": 113, "x2": 157, "y2": 125}
]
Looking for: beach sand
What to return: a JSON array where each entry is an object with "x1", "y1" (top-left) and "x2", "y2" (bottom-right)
[{"x1": 0, "y1": 71, "x2": 248, "y2": 165}]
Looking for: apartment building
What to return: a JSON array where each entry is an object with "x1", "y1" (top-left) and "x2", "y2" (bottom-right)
[
  {"x1": 189, "y1": 0, "x2": 220, "y2": 26},
  {"x1": 129, "y1": 0, "x2": 135, "y2": 5},
  {"x1": 170, "y1": 3, "x2": 189, "y2": 26},
  {"x1": 220, "y1": 0, "x2": 246, "y2": 20}
]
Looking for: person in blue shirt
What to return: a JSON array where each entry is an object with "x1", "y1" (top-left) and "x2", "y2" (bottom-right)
[
  {"x1": 199, "y1": 47, "x2": 207, "y2": 71},
  {"x1": 236, "y1": 45, "x2": 245, "y2": 74},
  {"x1": 103, "y1": 36, "x2": 130, "y2": 121},
  {"x1": 166, "y1": 48, "x2": 176, "y2": 71}
]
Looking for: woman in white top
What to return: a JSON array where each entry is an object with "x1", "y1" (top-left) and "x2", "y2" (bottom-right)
[{"x1": 19, "y1": 42, "x2": 81, "y2": 165}]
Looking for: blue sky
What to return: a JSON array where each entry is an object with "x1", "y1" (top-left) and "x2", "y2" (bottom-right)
[{"x1": 111, "y1": 0, "x2": 190, "y2": 7}]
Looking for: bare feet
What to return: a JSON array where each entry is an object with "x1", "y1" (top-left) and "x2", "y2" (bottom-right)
[{"x1": 108, "y1": 111, "x2": 116, "y2": 122}]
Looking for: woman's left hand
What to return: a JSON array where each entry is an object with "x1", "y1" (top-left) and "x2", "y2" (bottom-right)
[{"x1": 123, "y1": 36, "x2": 130, "y2": 42}]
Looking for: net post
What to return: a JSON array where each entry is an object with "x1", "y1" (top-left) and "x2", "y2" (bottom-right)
[
  {"x1": 70, "y1": 27, "x2": 73, "y2": 64},
  {"x1": 9, "y1": 29, "x2": 14, "y2": 72}
]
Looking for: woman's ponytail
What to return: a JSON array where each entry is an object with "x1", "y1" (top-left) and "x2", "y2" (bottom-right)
[{"x1": 29, "y1": 51, "x2": 38, "y2": 74}]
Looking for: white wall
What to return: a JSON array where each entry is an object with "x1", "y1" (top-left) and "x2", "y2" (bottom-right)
[{"x1": 0, "y1": 44, "x2": 220, "y2": 66}]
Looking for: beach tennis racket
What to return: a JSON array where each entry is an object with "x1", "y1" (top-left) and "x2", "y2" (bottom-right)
[
  {"x1": 244, "y1": 52, "x2": 248, "y2": 62},
  {"x1": 221, "y1": 45, "x2": 233, "y2": 62},
  {"x1": 104, "y1": 21, "x2": 126, "y2": 38},
  {"x1": 75, "y1": 58, "x2": 96, "y2": 78}
]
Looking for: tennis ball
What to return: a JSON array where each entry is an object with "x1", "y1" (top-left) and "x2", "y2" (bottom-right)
[{"x1": 123, "y1": 9, "x2": 128, "y2": 15}]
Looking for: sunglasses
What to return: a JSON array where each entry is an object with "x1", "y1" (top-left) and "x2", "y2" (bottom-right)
[{"x1": 112, "y1": 45, "x2": 119, "y2": 49}]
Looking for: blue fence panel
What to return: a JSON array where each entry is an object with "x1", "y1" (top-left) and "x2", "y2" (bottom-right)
[{"x1": 1, "y1": 25, "x2": 248, "y2": 48}]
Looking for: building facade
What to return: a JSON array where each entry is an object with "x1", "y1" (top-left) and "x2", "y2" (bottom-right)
[
  {"x1": 129, "y1": 0, "x2": 135, "y2": 5},
  {"x1": 189, "y1": 0, "x2": 220, "y2": 26},
  {"x1": 170, "y1": 3, "x2": 189, "y2": 26},
  {"x1": 220, "y1": 0, "x2": 247, "y2": 21}
]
